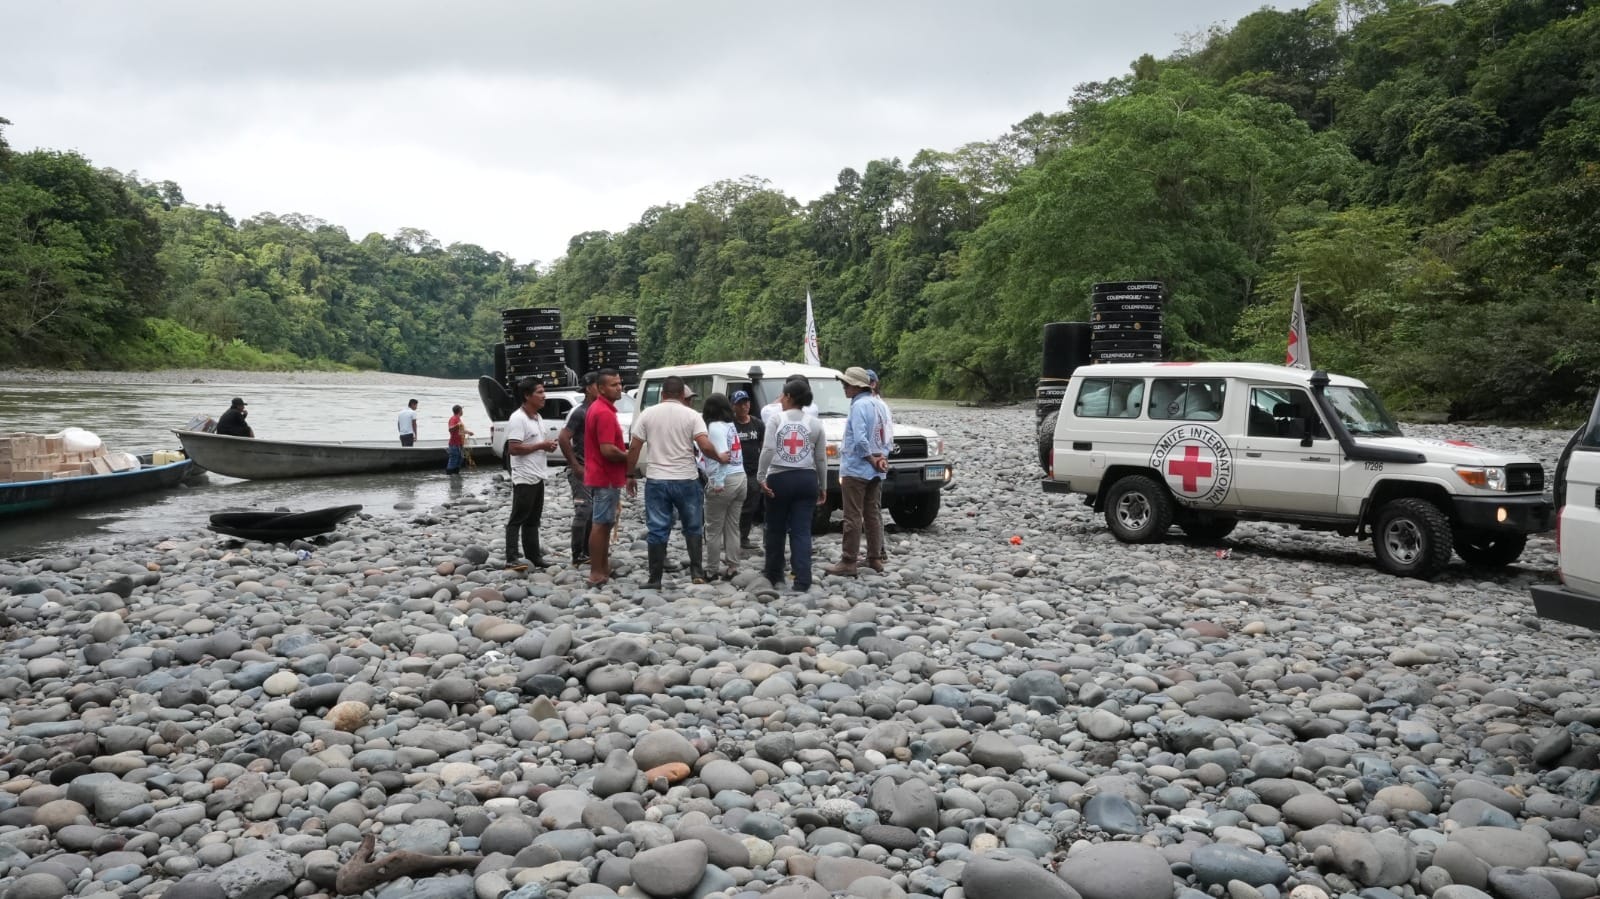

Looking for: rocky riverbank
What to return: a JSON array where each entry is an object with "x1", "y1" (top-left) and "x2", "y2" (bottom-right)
[{"x1": 0, "y1": 407, "x2": 1593, "y2": 899}]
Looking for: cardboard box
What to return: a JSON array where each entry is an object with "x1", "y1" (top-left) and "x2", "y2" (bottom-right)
[
  {"x1": 52, "y1": 470, "x2": 79, "y2": 479},
  {"x1": 106, "y1": 454, "x2": 137, "y2": 473},
  {"x1": 8, "y1": 470, "x2": 51, "y2": 482},
  {"x1": 89, "y1": 457, "x2": 114, "y2": 475}
]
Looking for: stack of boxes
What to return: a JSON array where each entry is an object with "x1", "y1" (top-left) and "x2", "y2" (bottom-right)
[{"x1": 0, "y1": 432, "x2": 127, "y2": 482}]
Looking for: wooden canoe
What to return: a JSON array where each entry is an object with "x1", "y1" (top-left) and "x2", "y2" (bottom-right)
[{"x1": 173, "y1": 430, "x2": 498, "y2": 481}]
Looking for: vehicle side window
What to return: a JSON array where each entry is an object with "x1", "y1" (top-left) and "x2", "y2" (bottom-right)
[
  {"x1": 684, "y1": 377, "x2": 713, "y2": 412},
  {"x1": 1247, "y1": 387, "x2": 1329, "y2": 439},
  {"x1": 1075, "y1": 378, "x2": 1145, "y2": 419},
  {"x1": 1149, "y1": 378, "x2": 1225, "y2": 421},
  {"x1": 640, "y1": 382, "x2": 662, "y2": 409}
]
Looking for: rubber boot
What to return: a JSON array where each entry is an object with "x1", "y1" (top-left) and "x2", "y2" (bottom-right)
[
  {"x1": 571, "y1": 525, "x2": 590, "y2": 564},
  {"x1": 527, "y1": 533, "x2": 550, "y2": 569},
  {"x1": 687, "y1": 535, "x2": 707, "y2": 584},
  {"x1": 645, "y1": 543, "x2": 666, "y2": 590}
]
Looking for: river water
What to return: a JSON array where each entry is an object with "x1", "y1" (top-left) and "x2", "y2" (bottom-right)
[{"x1": 0, "y1": 374, "x2": 502, "y2": 560}]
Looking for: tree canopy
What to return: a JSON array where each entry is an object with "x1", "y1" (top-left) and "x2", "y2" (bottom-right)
[{"x1": 3, "y1": 0, "x2": 1597, "y2": 418}]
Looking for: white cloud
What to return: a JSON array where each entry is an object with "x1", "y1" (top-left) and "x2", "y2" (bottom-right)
[{"x1": 2, "y1": 0, "x2": 1286, "y2": 264}]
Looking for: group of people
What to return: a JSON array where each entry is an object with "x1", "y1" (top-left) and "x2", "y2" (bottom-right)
[{"x1": 500, "y1": 364, "x2": 896, "y2": 593}]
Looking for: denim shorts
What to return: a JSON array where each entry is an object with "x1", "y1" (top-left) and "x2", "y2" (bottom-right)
[{"x1": 591, "y1": 487, "x2": 623, "y2": 525}]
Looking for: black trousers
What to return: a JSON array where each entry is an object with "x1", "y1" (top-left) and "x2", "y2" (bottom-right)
[
  {"x1": 506, "y1": 480, "x2": 545, "y2": 562},
  {"x1": 400, "y1": 434, "x2": 416, "y2": 447},
  {"x1": 739, "y1": 472, "x2": 764, "y2": 539}
]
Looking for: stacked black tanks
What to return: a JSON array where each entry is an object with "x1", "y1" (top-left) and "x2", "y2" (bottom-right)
[
  {"x1": 587, "y1": 315, "x2": 639, "y2": 385},
  {"x1": 502, "y1": 307, "x2": 576, "y2": 389},
  {"x1": 1090, "y1": 281, "x2": 1165, "y2": 363},
  {"x1": 1036, "y1": 321, "x2": 1092, "y2": 473}
]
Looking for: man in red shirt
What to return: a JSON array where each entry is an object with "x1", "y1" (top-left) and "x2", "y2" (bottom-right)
[
  {"x1": 583, "y1": 369, "x2": 632, "y2": 586},
  {"x1": 446, "y1": 404, "x2": 472, "y2": 474}
]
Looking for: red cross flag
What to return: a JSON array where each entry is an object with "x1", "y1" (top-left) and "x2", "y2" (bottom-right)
[{"x1": 1285, "y1": 279, "x2": 1311, "y2": 370}]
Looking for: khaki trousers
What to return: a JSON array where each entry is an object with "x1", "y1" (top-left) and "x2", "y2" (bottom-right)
[{"x1": 839, "y1": 476, "x2": 885, "y2": 565}]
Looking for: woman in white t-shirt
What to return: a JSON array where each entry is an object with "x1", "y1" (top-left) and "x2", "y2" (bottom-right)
[
  {"x1": 699, "y1": 393, "x2": 747, "y2": 580},
  {"x1": 756, "y1": 379, "x2": 827, "y2": 590}
]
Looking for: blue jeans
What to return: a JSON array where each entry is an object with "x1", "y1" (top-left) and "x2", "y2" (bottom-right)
[
  {"x1": 764, "y1": 469, "x2": 818, "y2": 589},
  {"x1": 645, "y1": 478, "x2": 704, "y2": 544},
  {"x1": 446, "y1": 445, "x2": 464, "y2": 473}
]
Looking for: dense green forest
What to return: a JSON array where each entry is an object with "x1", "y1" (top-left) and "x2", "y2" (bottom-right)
[{"x1": 2, "y1": 0, "x2": 1597, "y2": 418}]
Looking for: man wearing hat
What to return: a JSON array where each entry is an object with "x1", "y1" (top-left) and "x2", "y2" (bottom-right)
[
  {"x1": 827, "y1": 366, "x2": 890, "y2": 576},
  {"x1": 732, "y1": 390, "x2": 765, "y2": 549},
  {"x1": 216, "y1": 397, "x2": 254, "y2": 438}
]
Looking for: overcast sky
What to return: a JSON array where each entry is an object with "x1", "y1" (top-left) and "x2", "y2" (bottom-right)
[{"x1": 3, "y1": 1, "x2": 1287, "y2": 266}]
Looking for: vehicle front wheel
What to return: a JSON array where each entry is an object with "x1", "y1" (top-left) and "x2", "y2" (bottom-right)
[
  {"x1": 1455, "y1": 530, "x2": 1527, "y2": 567},
  {"x1": 1373, "y1": 497, "x2": 1453, "y2": 579},
  {"x1": 1104, "y1": 475, "x2": 1174, "y2": 543},
  {"x1": 889, "y1": 493, "x2": 941, "y2": 529}
]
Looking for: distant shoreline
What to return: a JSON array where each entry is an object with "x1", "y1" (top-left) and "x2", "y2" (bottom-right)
[{"x1": 0, "y1": 368, "x2": 470, "y2": 387}]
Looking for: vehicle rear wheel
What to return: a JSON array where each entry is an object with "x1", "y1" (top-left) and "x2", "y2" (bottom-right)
[
  {"x1": 1455, "y1": 530, "x2": 1528, "y2": 567},
  {"x1": 1177, "y1": 512, "x2": 1237, "y2": 542},
  {"x1": 889, "y1": 493, "x2": 941, "y2": 529},
  {"x1": 811, "y1": 503, "x2": 833, "y2": 535},
  {"x1": 1373, "y1": 497, "x2": 1453, "y2": 579},
  {"x1": 1038, "y1": 411, "x2": 1058, "y2": 474},
  {"x1": 1104, "y1": 475, "x2": 1174, "y2": 543}
]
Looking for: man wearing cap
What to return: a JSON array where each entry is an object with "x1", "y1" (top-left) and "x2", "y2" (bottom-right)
[
  {"x1": 732, "y1": 390, "x2": 765, "y2": 549},
  {"x1": 626, "y1": 376, "x2": 729, "y2": 588},
  {"x1": 217, "y1": 398, "x2": 254, "y2": 438},
  {"x1": 827, "y1": 366, "x2": 890, "y2": 576},
  {"x1": 558, "y1": 372, "x2": 600, "y2": 564}
]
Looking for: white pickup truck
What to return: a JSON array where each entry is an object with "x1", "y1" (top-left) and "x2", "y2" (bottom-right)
[{"x1": 1531, "y1": 417, "x2": 1600, "y2": 626}]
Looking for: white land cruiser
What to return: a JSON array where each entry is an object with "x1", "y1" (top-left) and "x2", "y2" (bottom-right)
[
  {"x1": 634, "y1": 361, "x2": 954, "y2": 529},
  {"x1": 1041, "y1": 362, "x2": 1553, "y2": 579},
  {"x1": 1532, "y1": 406, "x2": 1600, "y2": 626},
  {"x1": 488, "y1": 389, "x2": 637, "y2": 466}
]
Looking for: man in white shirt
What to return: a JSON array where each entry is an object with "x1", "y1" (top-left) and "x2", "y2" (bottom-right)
[
  {"x1": 627, "y1": 376, "x2": 729, "y2": 588},
  {"x1": 397, "y1": 399, "x2": 419, "y2": 446},
  {"x1": 504, "y1": 379, "x2": 559, "y2": 571}
]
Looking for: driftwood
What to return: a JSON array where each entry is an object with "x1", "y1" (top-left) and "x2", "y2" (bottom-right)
[{"x1": 335, "y1": 833, "x2": 484, "y2": 894}]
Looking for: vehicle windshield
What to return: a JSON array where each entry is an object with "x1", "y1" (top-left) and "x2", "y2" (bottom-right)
[
  {"x1": 1326, "y1": 386, "x2": 1403, "y2": 437},
  {"x1": 752, "y1": 377, "x2": 851, "y2": 417}
]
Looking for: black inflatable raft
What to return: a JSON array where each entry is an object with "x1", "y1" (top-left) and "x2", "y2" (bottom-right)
[{"x1": 208, "y1": 504, "x2": 363, "y2": 542}]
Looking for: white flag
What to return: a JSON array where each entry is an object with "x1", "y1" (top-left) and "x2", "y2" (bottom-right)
[
  {"x1": 803, "y1": 290, "x2": 821, "y2": 366},
  {"x1": 1285, "y1": 279, "x2": 1311, "y2": 370}
]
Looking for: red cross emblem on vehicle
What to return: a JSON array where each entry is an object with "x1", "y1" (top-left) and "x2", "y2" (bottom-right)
[
  {"x1": 1149, "y1": 425, "x2": 1233, "y2": 507},
  {"x1": 1167, "y1": 445, "x2": 1213, "y2": 492}
]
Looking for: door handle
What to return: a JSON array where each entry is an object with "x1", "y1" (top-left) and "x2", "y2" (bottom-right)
[
  {"x1": 1244, "y1": 452, "x2": 1262, "y2": 458},
  {"x1": 1300, "y1": 456, "x2": 1331, "y2": 463}
]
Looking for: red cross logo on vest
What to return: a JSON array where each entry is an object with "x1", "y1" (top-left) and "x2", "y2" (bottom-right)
[
  {"x1": 783, "y1": 429, "x2": 806, "y2": 455},
  {"x1": 1167, "y1": 445, "x2": 1214, "y2": 492}
]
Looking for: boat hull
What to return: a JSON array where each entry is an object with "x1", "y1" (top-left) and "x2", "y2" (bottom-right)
[
  {"x1": 173, "y1": 430, "x2": 498, "y2": 480},
  {"x1": 210, "y1": 504, "x2": 364, "y2": 541},
  {"x1": 0, "y1": 459, "x2": 194, "y2": 519}
]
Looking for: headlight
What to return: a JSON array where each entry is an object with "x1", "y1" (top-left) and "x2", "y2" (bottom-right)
[
  {"x1": 1454, "y1": 466, "x2": 1507, "y2": 491},
  {"x1": 825, "y1": 442, "x2": 840, "y2": 459},
  {"x1": 934, "y1": 437, "x2": 945, "y2": 455}
]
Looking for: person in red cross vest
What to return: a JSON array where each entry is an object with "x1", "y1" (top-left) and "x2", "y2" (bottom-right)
[{"x1": 756, "y1": 378, "x2": 828, "y2": 591}]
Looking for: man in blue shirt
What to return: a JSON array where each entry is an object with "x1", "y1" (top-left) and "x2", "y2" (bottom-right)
[{"x1": 827, "y1": 366, "x2": 889, "y2": 576}]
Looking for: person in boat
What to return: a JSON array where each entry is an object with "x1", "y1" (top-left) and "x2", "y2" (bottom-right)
[
  {"x1": 216, "y1": 397, "x2": 254, "y2": 438},
  {"x1": 397, "y1": 399, "x2": 420, "y2": 447}
]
